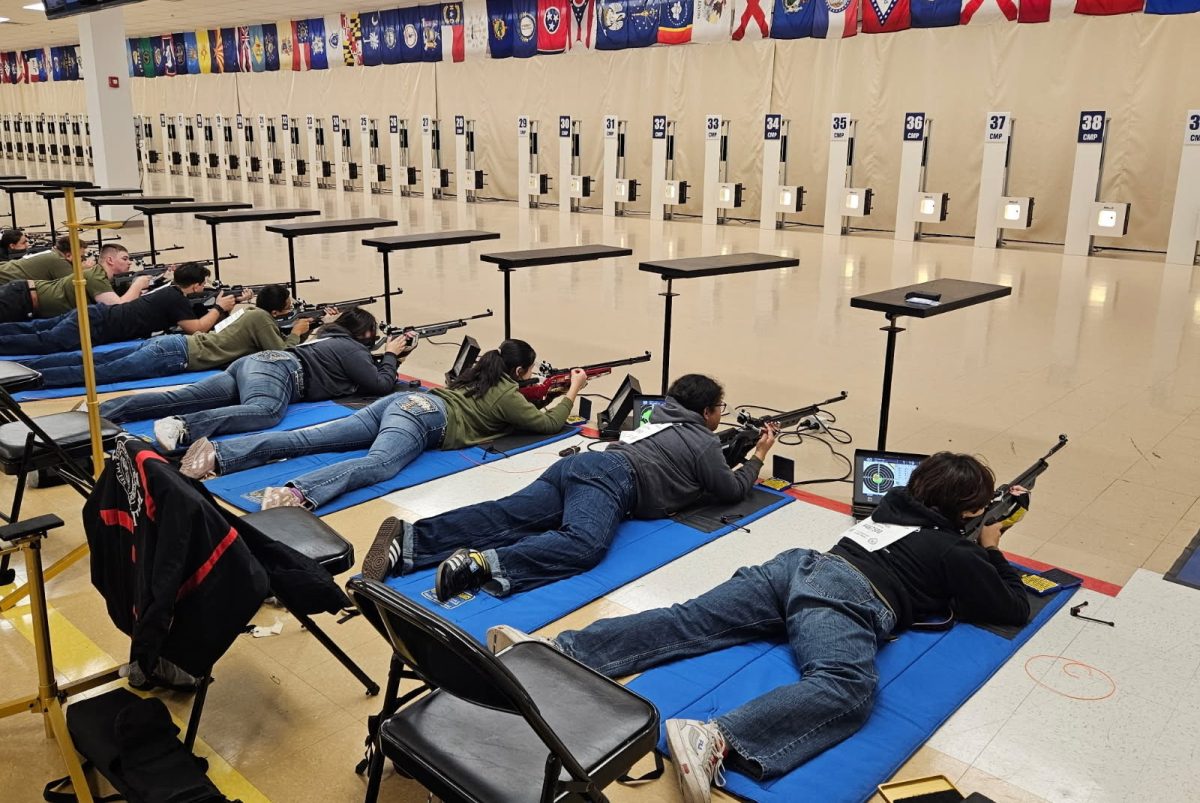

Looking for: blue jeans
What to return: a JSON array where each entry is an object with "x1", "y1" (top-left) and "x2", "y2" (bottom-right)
[
  {"x1": 20, "y1": 334, "x2": 189, "y2": 388},
  {"x1": 99, "y1": 351, "x2": 302, "y2": 445},
  {"x1": 0, "y1": 305, "x2": 107, "y2": 355},
  {"x1": 406, "y1": 451, "x2": 638, "y2": 596},
  {"x1": 555, "y1": 549, "x2": 896, "y2": 779},
  {"x1": 212, "y1": 392, "x2": 447, "y2": 508}
]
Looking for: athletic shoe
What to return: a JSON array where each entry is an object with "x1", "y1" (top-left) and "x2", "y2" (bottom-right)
[
  {"x1": 435, "y1": 548, "x2": 491, "y2": 602},
  {"x1": 153, "y1": 416, "x2": 186, "y2": 451},
  {"x1": 486, "y1": 624, "x2": 555, "y2": 654},
  {"x1": 363, "y1": 516, "x2": 409, "y2": 582},
  {"x1": 665, "y1": 719, "x2": 727, "y2": 803},
  {"x1": 260, "y1": 486, "x2": 307, "y2": 510},
  {"x1": 180, "y1": 437, "x2": 217, "y2": 479}
]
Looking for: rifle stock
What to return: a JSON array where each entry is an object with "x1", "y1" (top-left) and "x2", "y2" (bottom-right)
[
  {"x1": 518, "y1": 351, "x2": 652, "y2": 404},
  {"x1": 963, "y1": 434, "x2": 1068, "y2": 541},
  {"x1": 382, "y1": 309, "x2": 494, "y2": 339},
  {"x1": 718, "y1": 391, "x2": 849, "y2": 468}
]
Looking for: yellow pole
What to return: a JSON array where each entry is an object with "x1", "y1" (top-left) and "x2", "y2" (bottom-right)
[{"x1": 63, "y1": 185, "x2": 104, "y2": 477}]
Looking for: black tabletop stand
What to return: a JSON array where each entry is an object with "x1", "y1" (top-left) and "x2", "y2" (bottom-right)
[
  {"x1": 265, "y1": 217, "x2": 397, "y2": 298},
  {"x1": 850, "y1": 278, "x2": 1012, "y2": 450},
  {"x1": 363, "y1": 230, "x2": 501, "y2": 324},
  {"x1": 639, "y1": 253, "x2": 800, "y2": 393},
  {"x1": 195, "y1": 208, "x2": 321, "y2": 284},
  {"x1": 86, "y1": 195, "x2": 193, "y2": 252},
  {"x1": 479, "y1": 244, "x2": 632, "y2": 338},
  {"x1": 36, "y1": 187, "x2": 138, "y2": 242},
  {"x1": 133, "y1": 201, "x2": 253, "y2": 266}
]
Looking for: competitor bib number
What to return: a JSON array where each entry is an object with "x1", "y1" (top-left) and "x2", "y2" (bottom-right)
[{"x1": 839, "y1": 517, "x2": 917, "y2": 553}]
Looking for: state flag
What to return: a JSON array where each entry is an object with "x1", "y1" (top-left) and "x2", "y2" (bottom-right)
[
  {"x1": 659, "y1": 0, "x2": 695, "y2": 42},
  {"x1": 238, "y1": 27, "x2": 253, "y2": 73},
  {"x1": 197, "y1": 30, "x2": 212, "y2": 73},
  {"x1": 209, "y1": 30, "x2": 223, "y2": 74},
  {"x1": 537, "y1": 0, "x2": 569, "y2": 52},
  {"x1": 1145, "y1": 0, "x2": 1200, "y2": 10},
  {"x1": 862, "y1": 0, "x2": 910, "y2": 30},
  {"x1": 815, "y1": 0, "x2": 859, "y2": 36},
  {"x1": 442, "y1": 3, "x2": 467, "y2": 62},
  {"x1": 596, "y1": 0, "x2": 629, "y2": 48},
  {"x1": 568, "y1": 0, "x2": 597, "y2": 47},
  {"x1": 733, "y1": 0, "x2": 774, "y2": 38},
  {"x1": 185, "y1": 32, "x2": 201, "y2": 74},
  {"x1": 50, "y1": 47, "x2": 62, "y2": 81},
  {"x1": 513, "y1": 0, "x2": 539, "y2": 57},
  {"x1": 422, "y1": 6, "x2": 444, "y2": 61},
  {"x1": 627, "y1": 0, "x2": 663, "y2": 45},
  {"x1": 69, "y1": 46, "x2": 81, "y2": 80},
  {"x1": 15, "y1": 51, "x2": 27, "y2": 84},
  {"x1": 771, "y1": 0, "x2": 818, "y2": 37},
  {"x1": 250, "y1": 25, "x2": 266, "y2": 72},
  {"x1": 1074, "y1": 0, "x2": 1142, "y2": 11},
  {"x1": 293, "y1": 18, "x2": 312, "y2": 70},
  {"x1": 324, "y1": 15, "x2": 345, "y2": 67},
  {"x1": 172, "y1": 34, "x2": 187, "y2": 74},
  {"x1": 382, "y1": 9, "x2": 403, "y2": 64},
  {"x1": 161, "y1": 34, "x2": 177, "y2": 76},
  {"x1": 342, "y1": 13, "x2": 363, "y2": 66},
  {"x1": 263, "y1": 24, "x2": 280, "y2": 70},
  {"x1": 0, "y1": 52, "x2": 11, "y2": 85},
  {"x1": 140, "y1": 38, "x2": 156, "y2": 78},
  {"x1": 1016, "y1": 0, "x2": 1073, "y2": 19},
  {"x1": 308, "y1": 18, "x2": 328, "y2": 70},
  {"x1": 34, "y1": 48, "x2": 48, "y2": 82},
  {"x1": 222, "y1": 28, "x2": 241, "y2": 72},
  {"x1": 912, "y1": 0, "x2": 964, "y2": 25},
  {"x1": 465, "y1": 0, "x2": 491, "y2": 57},
  {"x1": 400, "y1": 7, "x2": 424, "y2": 62},
  {"x1": 277, "y1": 20, "x2": 294, "y2": 70},
  {"x1": 128, "y1": 40, "x2": 140, "y2": 76},
  {"x1": 694, "y1": 0, "x2": 735, "y2": 40},
  {"x1": 150, "y1": 37, "x2": 164, "y2": 76},
  {"x1": 362, "y1": 11, "x2": 384, "y2": 66},
  {"x1": 487, "y1": 0, "x2": 515, "y2": 57}
]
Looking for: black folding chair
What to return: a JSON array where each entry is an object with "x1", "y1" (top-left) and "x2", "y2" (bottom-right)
[{"x1": 347, "y1": 577, "x2": 662, "y2": 803}]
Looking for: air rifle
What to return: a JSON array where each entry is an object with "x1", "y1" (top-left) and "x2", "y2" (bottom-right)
[
  {"x1": 718, "y1": 391, "x2": 849, "y2": 468},
  {"x1": 113, "y1": 255, "x2": 238, "y2": 292},
  {"x1": 278, "y1": 296, "x2": 380, "y2": 331},
  {"x1": 379, "y1": 309, "x2": 494, "y2": 343},
  {"x1": 518, "y1": 351, "x2": 653, "y2": 405},
  {"x1": 963, "y1": 434, "x2": 1068, "y2": 541},
  {"x1": 127, "y1": 244, "x2": 184, "y2": 263}
]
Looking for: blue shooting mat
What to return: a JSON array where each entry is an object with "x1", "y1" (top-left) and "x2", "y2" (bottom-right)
[
  {"x1": 383, "y1": 488, "x2": 795, "y2": 643},
  {"x1": 1164, "y1": 526, "x2": 1200, "y2": 590},
  {"x1": 7, "y1": 340, "x2": 221, "y2": 401},
  {"x1": 119, "y1": 399, "x2": 358, "y2": 442},
  {"x1": 627, "y1": 580, "x2": 1077, "y2": 803},
  {"x1": 206, "y1": 426, "x2": 583, "y2": 515}
]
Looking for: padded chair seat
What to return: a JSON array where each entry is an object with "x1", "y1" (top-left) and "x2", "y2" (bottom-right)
[
  {"x1": 0, "y1": 412, "x2": 119, "y2": 463},
  {"x1": 380, "y1": 642, "x2": 659, "y2": 803},
  {"x1": 240, "y1": 506, "x2": 354, "y2": 575},
  {"x1": 0, "y1": 360, "x2": 41, "y2": 392}
]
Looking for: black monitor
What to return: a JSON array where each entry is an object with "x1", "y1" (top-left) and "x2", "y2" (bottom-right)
[
  {"x1": 629, "y1": 394, "x2": 668, "y2": 429},
  {"x1": 597, "y1": 374, "x2": 640, "y2": 440},
  {"x1": 851, "y1": 448, "x2": 927, "y2": 519},
  {"x1": 445, "y1": 335, "x2": 480, "y2": 384},
  {"x1": 45, "y1": 0, "x2": 146, "y2": 20}
]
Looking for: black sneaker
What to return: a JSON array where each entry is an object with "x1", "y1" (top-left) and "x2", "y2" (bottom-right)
[
  {"x1": 435, "y1": 548, "x2": 491, "y2": 602},
  {"x1": 363, "y1": 517, "x2": 407, "y2": 582}
]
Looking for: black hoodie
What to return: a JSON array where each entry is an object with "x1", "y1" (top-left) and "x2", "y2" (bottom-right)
[
  {"x1": 829, "y1": 488, "x2": 1030, "y2": 632},
  {"x1": 287, "y1": 326, "x2": 399, "y2": 401}
]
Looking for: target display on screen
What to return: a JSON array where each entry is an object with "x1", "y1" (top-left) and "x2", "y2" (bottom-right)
[
  {"x1": 852, "y1": 449, "x2": 927, "y2": 516},
  {"x1": 862, "y1": 463, "x2": 897, "y2": 495}
]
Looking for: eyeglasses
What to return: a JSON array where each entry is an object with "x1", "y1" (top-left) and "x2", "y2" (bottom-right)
[{"x1": 709, "y1": 402, "x2": 728, "y2": 414}]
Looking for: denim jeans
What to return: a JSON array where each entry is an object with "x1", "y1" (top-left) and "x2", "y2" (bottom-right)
[
  {"x1": 406, "y1": 451, "x2": 638, "y2": 596},
  {"x1": 99, "y1": 351, "x2": 302, "y2": 445},
  {"x1": 555, "y1": 549, "x2": 896, "y2": 779},
  {"x1": 211, "y1": 392, "x2": 447, "y2": 508},
  {"x1": 0, "y1": 305, "x2": 106, "y2": 356},
  {"x1": 22, "y1": 334, "x2": 189, "y2": 388}
]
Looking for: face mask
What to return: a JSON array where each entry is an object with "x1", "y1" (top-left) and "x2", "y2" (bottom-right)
[{"x1": 8, "y1": 248, "x2": 26, "y2": 258}]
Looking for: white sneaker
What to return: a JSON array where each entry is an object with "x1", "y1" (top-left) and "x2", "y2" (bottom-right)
[
  {"x1": 486, "y1": 624, "x2": 556, "y2": 654},
  {"x1": 665, "y1": 719, "x2": 727, "y2": 803},
  {"x1": 260, "y1": 486, "x2": 308, "y2": 510},
  {"x1": 180, "y1": 437, "x2": 217, "y2": 479},
  {"x1": 153, "y1": 416, "x2": 186, "y2": 451}
]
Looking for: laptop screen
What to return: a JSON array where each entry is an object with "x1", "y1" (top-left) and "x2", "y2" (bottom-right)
[
  {"x1": 631, "y1": 394, "x2": 668, "y2": 428},
  {"x1": 852, "y1": 449, "x2": 928, "y2": 511}
]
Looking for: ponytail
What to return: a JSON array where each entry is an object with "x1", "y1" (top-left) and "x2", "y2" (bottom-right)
[{"x1": 448, "y1": 339, "x2": 536, "y2": 398}]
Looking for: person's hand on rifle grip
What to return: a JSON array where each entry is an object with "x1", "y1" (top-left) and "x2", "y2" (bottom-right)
[
  {"x1": 215, "y1": 292, "x2": 237, "y2": 314},
  {"x1": 291, "y1": 317, "x2": 312, "y2": 338},
  {"x1": 559, "y1": 368, "x2": 588, "y2": 404},
  {"x1": 131, "y1": 274, "x2": 153, "y2": 293},
  {"x1": 754, "y1": 423, "x2": 780, "y2": 461},
  {"x1": 383, "y1": 333, "x2": 408, "y2": 357},
  {"x1": 978, "y1": 520, "x2": 1005, "y2": 550},
  {"x1": 320, "y1": 307, "x2": 341, "y2": 325},
  {"x1": 236, "y1": 288, "x2": 253, "y2": 303},
  {"x1": 398, "y1": 329, "x2": 420, "y2": 357}
]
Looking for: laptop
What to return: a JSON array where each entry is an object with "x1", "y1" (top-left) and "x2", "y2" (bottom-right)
[
  {"x1": 629, "y1": 394, "x2": 668, "y2": 429},
  {"x1": 851, "y1": 449, "x2": 928, "y2": 520}
]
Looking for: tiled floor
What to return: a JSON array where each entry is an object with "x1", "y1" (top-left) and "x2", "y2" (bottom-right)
[{"x1": 2, "y1": 153, "x2": 1199, "y2": 801}]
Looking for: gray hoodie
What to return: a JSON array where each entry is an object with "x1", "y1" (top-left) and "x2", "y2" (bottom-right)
[{"x1": 607, "y1": 397, "x2": 761, "y2": 519}]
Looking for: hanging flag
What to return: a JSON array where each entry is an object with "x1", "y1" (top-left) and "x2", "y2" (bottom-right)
[
  {"x1": 694, "y1": 0, "x2": 736, "y2": 39},
  {"x1": 139, "y1": 38, "x2": 156, "y2": 78},
  {"x1": 69, "y1": 46, "x2": 81, "y2": 80},
  {"x1": 294, "y1": 18, "x2": 312, "y2": 70},
  {"x1": 184, "y1": 32, "x2": 200, "y2": 74},
  {"x1": 512, "y1": 0, "x2": 539, "y2": 56},
  {"x1": 362, "y1": 11, "x2": 385, "y2": 66},
  {"x1": 733, "y1": 0, "x2": 774, "y2": 37},
  {"x1": 625, "y1": 0, "x2": 662, "y2": 44},
  {"x1": 150, "y1": 37, "x2": 164, "y2": 76},
  {"x1": 381, "y1": 9, "x2": 402, "y2": 64},
  {"x1": 442, "y1": 3, "x2": 467, "y2": 62},
  {"x1": 197, "y1": 30, "x2": 212, "y2": 73},
  {"x1": 324, "y1": 15, "x2": 345, "y2": 67},
  {"x1": 236, "y1": 27, "x2": 251, "y2": 73},
  {"x1": 208, "y1": 30, "x2": 223, "y2": 73},
  {"x1": 465, "y1": 0, "x2": 491, "y2": 56},
  {"x1": 172, "y1": 33, "x2": 187, "y2": 74},
  {"x1": 161, "y1": 34, "x2": 177, "y2": 76},
  {"x1": 1145, "y1": 0, "x2": 1200, "y2": 11},
  {"x1": 770, "y1": 0, "x2": 819, "y2": 36},
  {"x1": 396, "y1": 7, "x2": 420, "y2": 62},
  {"x1": 248, "y1": 25, "x2": 265, "y2": 72},
  {"x1": 308, "y1": 18, "x2": 328, "y2": 70},
  {"x1": 1016, "y1": 0, "x2": 1071, "y2": 19},
  {"x1": 1074, "y1": 0, "x2": 1142, "y2": 11},
  {"x1": 343, "y1": 13, "x2": 364, "y2": 66},
  {"x1": 537, "y1": 0, "x2": 569, "y2": 52},
  {"x1": 262, "y1": 23, "x2": 279, "y2": 70},
  {"x1": 0, "y1": 52, "x2": 10, "y2": 85},
  {"x1": 862, "y1": 0, "x2": 910, "y2": 30},
  {"x1": 596, "y1": 0, "x2": 629, "y2": 48},
  {"x1": 221, "y1": 28, "x2": 240, "y2": 72},
  {"x1": 659, "y1": 0, "x2": 695, "y2": 42},
  {"x1": 50, "y1": 47, "x2": 61, "y2": 82},
  {"x1": 277, "y1": 19, "x2": 294, "y2": 70},
  {"x1": 912, "y1": 0, "x2": 963, "y2": 24},
  {"x1": 421, "y1": 5, "x2": 444, "y2": 61},
  {"x1": 487, "y1": 0, "x2": 516, "y2": 57},
  {"x1": 957, "y1": 0, "x2": 1017, "y2": 22}
]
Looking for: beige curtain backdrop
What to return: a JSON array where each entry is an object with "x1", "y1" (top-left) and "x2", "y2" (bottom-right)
[{"x1": 2, "y1": 13, "x2": 1196, "y2": 251}]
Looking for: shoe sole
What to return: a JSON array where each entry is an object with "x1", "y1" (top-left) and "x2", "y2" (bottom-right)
[
  {"x1": 363, "y1": 517, "x2": 404, "y2": 582},
  {"x1": 180, "y1": 439, "x2": 215, "y2": 479},
  {"x1": 434, "y1": 559, "x2": 455, "y2": 602},
  {"x1": 665, "y1": 720, "x2": 709, "y2": 803}
]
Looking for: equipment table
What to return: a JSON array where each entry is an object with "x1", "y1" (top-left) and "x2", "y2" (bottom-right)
[
  {"x1": 84, "y1": 195, "x2": 193, "y2": 251},
  {"x1": 265, "y1": 217, "x2": 397, "y2": 298},
  {"x1": 194, "y1": 208, "x2": 322, "y2": 284},
  {"x1": 479, "y1": 244, "x2": 632, "y2": 339},
  {"x1": 35, "y1": 187, "x2": 140, "y2": 242},
  {"x1": 362, "y1": 230, "x2": 501, "y2": 324},
  {"x1": 133, "y1": 201, "x2": 254, "y2": 267},
  {"x1": 850, "y1": 278, "x2": 1011, "y2": 449},
  {"x1": 0, "y1": 179, "x2": 94, "y2": 229},
  {"x1": 639, "y1": 253, "x2": 799, "y2": 393}
]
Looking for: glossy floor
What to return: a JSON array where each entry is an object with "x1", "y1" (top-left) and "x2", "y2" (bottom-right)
[{"x1": 2, "y1": 154, "x2": 1198, "y2": 801}]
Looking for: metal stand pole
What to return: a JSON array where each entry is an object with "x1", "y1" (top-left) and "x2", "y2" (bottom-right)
[
  {"x1": 287, "y1": 238, "x2": 298, "y2": 298},
  {"x1": 876, "y1": 314, "x2": 905, "y2": 451},
  {"x1": 147, "y1": 214, "x2": 157, "y2": 266},
  {"x1": 503, "y1": 268, "x2": 512, "y2": 339},
  {"x1": 382, "y1": 252, "x2": 392, "y2": 325},
  {"x1": 209, "y1": 223, "x2": 221, "y2": 283},
  {"x1": 659, "y1": 278, "x2": 677, "y2": 395}
]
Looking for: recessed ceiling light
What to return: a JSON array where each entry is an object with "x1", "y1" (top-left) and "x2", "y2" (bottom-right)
[
  {"x1": 23, "y1": 3, "x2": 46, "y2": 10},
  {"x1": 0, "y1": 17, "x2": 11, "y2": 23}
]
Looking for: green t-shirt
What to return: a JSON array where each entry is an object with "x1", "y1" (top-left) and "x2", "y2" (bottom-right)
[
  {"x1": 431, "y1": 375, "x2": 573, "y2": 449},
  {"x1": 0, "y1": 252, "x2": 72, "y2": 283},
  {"x1": 184, "y1": 305, "x2": 300, "y2": 370},
  {"x1": 35, "y1": 266, "x2": 113, "y2": 317}
]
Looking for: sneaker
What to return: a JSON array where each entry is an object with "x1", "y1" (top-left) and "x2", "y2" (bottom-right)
[
  {"x1": 435, "y1": 548, "x2": 491, "y2": 602},
  {"x1": 180, "y1": 437, "x2": 217, "y2": 479},
  {"x1": 153, "y1": 416, "x2": 187, "y2": 451},
  {"x1": 665, "y1": 719, "x2": 727, "y2": 803},
  {"x1": 363, "y1": 516, "x2": 408, "y2": 582},
  {"x1": 486, "y1": 624, "x2": 555, "y2": 654},
  {"x1": 260, "y1": 486, "x2": 308, "y2": 510}
]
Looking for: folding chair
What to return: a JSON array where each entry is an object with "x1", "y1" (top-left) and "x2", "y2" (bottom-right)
[{"x1": 347, "y1": 577, "x2": 662, "y2": 803}]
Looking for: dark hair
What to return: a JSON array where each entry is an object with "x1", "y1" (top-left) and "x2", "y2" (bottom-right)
[
  {"x1": 667, "y1": 374, "x2": 724, "y2": 416},
  {"x1": 173, "y1": 263, "x2": 210, "y2": 287},
  {"x1": 907, "y1": 452, "x2": 995, "y2": 527},
  {"x1": 254, "y1": 284, "x2": 290, "y2": 314},
  {"x1": 448, "y1": 339, "x2": 536, "y2": 398},
  {"x1": 323, "y1": 307, "x2": 378, "y2": 342},
  {"x1": 54, "y1": 235, "x2": 73, "y2": 254},
  {"x1": 99, "y1": 243, "x2": 128, "y2": 259},
  {"x1": 1, "y1": 229, "x2": 24, "y2": 249}
]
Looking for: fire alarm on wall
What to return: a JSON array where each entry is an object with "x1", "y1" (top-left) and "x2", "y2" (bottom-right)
[{"x1": 108, "y1": 76, "x2": 119, "y2": 88}]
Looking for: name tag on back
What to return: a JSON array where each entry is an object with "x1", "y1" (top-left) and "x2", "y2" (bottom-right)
[
  {"x1": 619, "y1": 422, "x2": 675, "y2": 445},
  {"x1": 840, "y1": 517, "x2": 917, "y2": 553}
]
